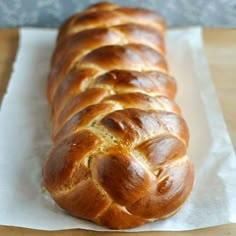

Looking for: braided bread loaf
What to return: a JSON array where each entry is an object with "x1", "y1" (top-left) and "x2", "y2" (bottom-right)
[{"x1": 43, "y1": 2, "x2": 194, "y2": 229}]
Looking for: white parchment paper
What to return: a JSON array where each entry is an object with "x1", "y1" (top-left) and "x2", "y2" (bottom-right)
[{"x1": 0, "y1": 27, "x2": 235, "y2": 231}]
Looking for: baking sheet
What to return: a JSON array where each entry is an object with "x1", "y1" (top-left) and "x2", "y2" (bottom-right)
[{"x1": 0, "y1": 27, "x2": 235, "y2": 231}]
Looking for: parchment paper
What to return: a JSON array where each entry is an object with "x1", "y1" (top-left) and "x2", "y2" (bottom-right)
[{"x1": 0, "y1": 27, "x2": 235, "y2": 231}]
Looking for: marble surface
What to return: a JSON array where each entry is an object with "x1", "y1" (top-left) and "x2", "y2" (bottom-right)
[{"x1": 0, "y1": 0, "x2": 236, "y2": 28}]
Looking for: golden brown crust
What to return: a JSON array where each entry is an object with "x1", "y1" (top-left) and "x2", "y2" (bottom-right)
[
  {"x1": 47, "y1": 43, "x2": 168, "y2": 104},
  {"x1": 44, "y1": 130, "x2": 101, "y2": 193},
  {"x1": 96, "y1": 203, "x2": 147, "y2": 229},
  {"x1": 91, "y1": 150, "x2": 152, "y2": 206},
  {"x1": 55, "y1": 178, "x2": 111, "y2": 220},
  {"x1": 57, "y1": 5, "x2": 165, "y2": 44},
  {"x1": 126, "y1": 159, "x2": 194, "y2": 219},
  {"x1": 43, "y1": 2, "x2": 194, "y2": 229}
]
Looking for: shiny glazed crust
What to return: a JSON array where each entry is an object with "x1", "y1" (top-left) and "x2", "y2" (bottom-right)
[{"x1": 43, "y1": 2, "x2": 194, "y2": 229}]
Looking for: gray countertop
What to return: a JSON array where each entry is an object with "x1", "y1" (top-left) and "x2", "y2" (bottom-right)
[{"x1": 0, "y1": 0, "x2": 236, "y2": 28}]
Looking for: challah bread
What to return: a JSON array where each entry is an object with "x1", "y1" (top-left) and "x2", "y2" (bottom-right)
[{"x1": 43, "y1": 2, "x2": 194, "y2": 229}]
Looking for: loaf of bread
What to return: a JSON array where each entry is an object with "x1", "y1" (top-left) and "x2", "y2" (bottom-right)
[{"x1": 43, "y1": 2, "x2": 194, "y2": 229}]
